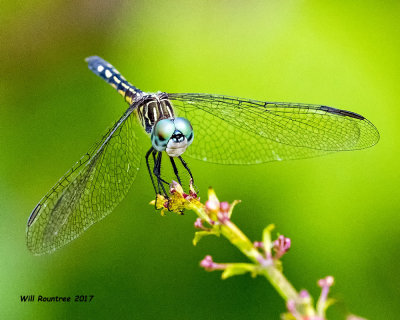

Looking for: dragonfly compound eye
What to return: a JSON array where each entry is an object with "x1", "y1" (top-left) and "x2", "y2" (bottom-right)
[
  {"x1": 174, "y1": 117, "x2": 194, "y2": 146},
  {"x1": 151, "y1": 119, "x2": 175, "y2": 151}
]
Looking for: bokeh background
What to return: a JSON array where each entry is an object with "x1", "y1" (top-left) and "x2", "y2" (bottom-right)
[{"x1": 1, "y1": 1, "x2": 399, "y2": 319}]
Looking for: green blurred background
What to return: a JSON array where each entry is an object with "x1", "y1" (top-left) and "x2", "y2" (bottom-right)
[{"x1": 1, "y1": 1, "x2": 399, "y2": 319}]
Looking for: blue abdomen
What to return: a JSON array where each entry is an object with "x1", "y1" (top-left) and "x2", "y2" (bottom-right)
[{"x1": 86, "y1": 56, "x2": 142, "y2": 104}]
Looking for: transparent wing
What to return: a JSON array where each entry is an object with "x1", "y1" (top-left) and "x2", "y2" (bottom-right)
[
  {"x1": 168, "y1": 93, "x2": 379, "y2": 164},
  {"x1": 26, "y1": 106, "x2": 141, "y2": 255}
]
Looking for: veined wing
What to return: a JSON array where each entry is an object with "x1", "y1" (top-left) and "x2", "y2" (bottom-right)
[
  {"x1": 168, "y1": 93, "x2": 379, "y2": 164},
  {"x1": 26, "y1": 106, "x2": 141, "y2": 255}
]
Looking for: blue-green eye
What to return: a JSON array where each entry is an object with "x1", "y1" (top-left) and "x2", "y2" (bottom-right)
[
  {"x1": 174, "y1": 117, "x2": 194, "y2": 145},
  {"x1": 151, "y1": 119, "x2": 175, "y2": 151}
]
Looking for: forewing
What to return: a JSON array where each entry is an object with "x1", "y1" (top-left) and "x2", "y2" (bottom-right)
[
  {"x1": 26, "y1": 106, "x2": 141, "y2": 255},
  {"x1": 168, "y1": 93, "x2": 379, "y2": 164}
]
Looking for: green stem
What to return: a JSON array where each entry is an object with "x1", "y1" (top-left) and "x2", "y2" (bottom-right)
[
  {"x1": 221, "y1": 220, "x2": 298, "y2": 301},
  {"x1": 261, "y1": 266, "x2": 298, "y2": 301},
  {"x1": 191, "y1": 203, "x2": 298, "y2": 302}
]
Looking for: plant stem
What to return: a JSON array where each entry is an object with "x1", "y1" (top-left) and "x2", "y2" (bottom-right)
[{"x1": 190, "y1": 201, "x2": 298, "y2": 301}]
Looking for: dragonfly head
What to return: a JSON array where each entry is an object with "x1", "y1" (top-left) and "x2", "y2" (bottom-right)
[{"x1": 151, "y1": 117, "x2": 194, "y2": 157}]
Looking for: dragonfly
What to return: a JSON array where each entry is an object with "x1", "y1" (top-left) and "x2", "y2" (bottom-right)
[{"x1": 26, "y1": 56, "x2": 379, "y2": 255}]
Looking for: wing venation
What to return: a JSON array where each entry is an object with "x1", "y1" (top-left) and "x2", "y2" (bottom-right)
[
  {"x1": 26, "y1": 106, "x2": 141, "y2": 255},
  {"x1": 168, "y1": 93, "x2": 379, "y2": 164}
]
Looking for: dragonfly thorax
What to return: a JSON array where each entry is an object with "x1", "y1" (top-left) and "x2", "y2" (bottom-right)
[
  {"x1": 151, "y1": 117, "x2": 194, "y2": 157},
  {"x1": 136, "y1": 93, "x2": 175, "y2": 134}
]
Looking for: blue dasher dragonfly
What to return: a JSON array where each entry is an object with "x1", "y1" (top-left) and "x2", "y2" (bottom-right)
[{"x1": 26, "y1": 56, "x2": 379, "y2": 255}]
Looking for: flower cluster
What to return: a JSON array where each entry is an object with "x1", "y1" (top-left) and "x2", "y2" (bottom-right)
[
  {"x1": 150, "y1": 182, "x2": 366, "y2": 320},
  {"x1": 283, "y1": 276, "x2": 335, "y2": 320},
  {"x1": 150, "y1": 180, "x2": 200, "y2": 215}
]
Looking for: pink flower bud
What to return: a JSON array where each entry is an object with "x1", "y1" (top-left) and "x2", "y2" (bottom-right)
[
  {"x1": 273, "y1": 235, "x2": 291, "y2": 259},
  {"x1": 318, "y1": 276, "x2": 334, "y2": 288},
  {"x1": 194, "y1": 218, "x2": 204, "y2": 229},
  {"x1": 200, "y1": 255, "x2": 216, "y2": 270},
  {"x1": 299, "y1": 290, "x2": 310, "y2": 299},
  {"x1": 253, "y1": 241, "x2": 264, "y2": 249}
]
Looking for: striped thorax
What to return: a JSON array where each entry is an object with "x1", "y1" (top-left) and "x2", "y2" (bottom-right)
[{"x1": 136, "y1": 92, "x2": 175, "y2": 133}]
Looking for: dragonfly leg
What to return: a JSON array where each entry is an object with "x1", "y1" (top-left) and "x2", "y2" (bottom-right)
[
  {"x1": 169, "y1": 157, "x2": 182, "y2": 185},
  {"x1": 145, "y1": 147, "x2": 158, "y2": 195},
  {"x1": 153, "y1": 151, "x2": 169, "y2": 197},
  {"x1": 178, "y1": 156, "x2": 198, "y2": 193},
  {"x1": 151, "y1": 151, "x2": 169, "y2": 186},
  {"x1": 146, "y1": 147, "x2": 161, "y2": 209},
  {"x1": 178, "y1": 156, "x2": 194, "y2": 183},
  {"x1": 147, "y1": 148, "x2": 170, "y2": 209}
]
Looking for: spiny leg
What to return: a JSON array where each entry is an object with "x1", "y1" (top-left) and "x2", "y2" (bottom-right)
[
  {"x1": 152, "y1": 151, "x2": 169, "y2": 187},
  {"x1": 169, "y1": 157, "x2": 182, "y2": 185},
  {"x1": 178, "y1": 156, "x2": 194, "y2": 183},
  {"x1": 153, "y1": 151, "x2": 162, "y2": 195},
  {"x1": 146, "y1": 147, "x2": 162, "y2": 209},
  {"x1": 145, "y1": 147, "x2": 157, "y2": 195},
  {"x1": 151, "y1": 150, "x2": 162, "y2": 195},
  {"x1": 153, "y1": 151, "x2": 168, "y2": 196}
]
